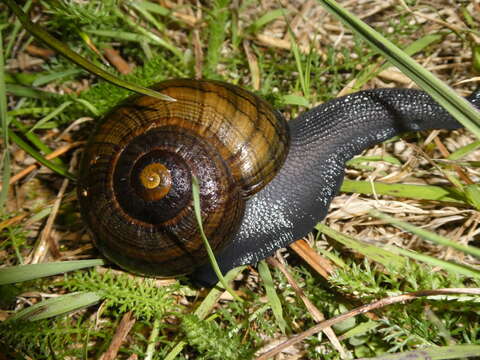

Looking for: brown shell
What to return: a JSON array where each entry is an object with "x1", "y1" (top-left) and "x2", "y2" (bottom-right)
[{"x1": 77, "y1": 79, "x2": 289, "y2": 276}]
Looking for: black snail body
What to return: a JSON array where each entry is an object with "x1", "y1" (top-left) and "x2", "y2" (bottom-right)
[{"x1": 78, "y1": 78, "x2": 480, "y2": 285}]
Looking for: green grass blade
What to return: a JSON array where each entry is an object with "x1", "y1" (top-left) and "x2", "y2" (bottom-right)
[
  {"x1": 191, "y1": 176, "x2": 242, "y2": 302},
  {"x1": 113, "y1": 7, "x2": 182, "y2": 59},
  {"x1": 316, "y1": 0, "x2": 480, "y2": 139},
  {"x1": 127, "y1": 1, "x2": 165, "y2": 33},
  {"x1": 27, "y1": 101, "x2": 72, "y2": 133},
  {"x1": 0, "y1": 259, "x2": 105, "y2": 285},
  {"x1": 371, "y1": 210, "x2": 480, "y2": 259},
  {"x1": 288, "y1": 29, "x2": 309, "y2": 100},
  {"x1": 0, "y1": 28, "x2": 10, "y2": 210},
  {"x1": 448, "y1": 140, "x2": 480, "y2": 160},
  {"x1": 387, "y1": 246, "x2": 480, "y2": 279},
  {"x1": 6, "y1": 83, "x2": 58, "y2": 99},
  {"x1": 85, "y1": 29, "x2": 154, "y2": 44},
  {"x1": 4, "y1": 0, "x2": 32, "y2": 58},
  {"x1": 250, "y1": 9, "x2": 287, "y2": 32},
  {"x1": 10, "y1": 117, "x2": 63, "y2": 166},
  {"x1": 341, "y1": 179, "x2": 467, "y2": 204},
  {"x1": 194, "y1": 266, "x2": 246, "y2": 320},
  {"x1": 130, "y1": 0, "x2": 170, "y2": 16},
  {"x1": 315, "y1": 223, "x2": 405, "y2": 269},
  {"x1": 8, "y1": 292, "x2": 101, "y2": 321},
  {"x1": 3, "y1": 0, "x2": 175, "y2": 102},
  {"x1": 357, "y1": 344, "x2": 480, "y2": 360},
  {"x1": 32, "y1": 69, "x2": 82, "y2": 87},
  {"x1": 258, "y1": 260, "x2": 287, "y2": 334},
  {"x1": 8, "y1": 130, "x2": 76, "y2": 180},
  {"x1": 204, "y1": 0, "x2": 230, "y2": 78}
]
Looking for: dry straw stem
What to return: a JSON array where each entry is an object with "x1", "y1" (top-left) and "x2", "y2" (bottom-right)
[
  {"x1": 289, "y1": 239, "x2": 335, "y2": 279},
  {"x1": 255, "y1": 288, "x2": 480, "y2": 360},
  {"x1": 28, "y1": 152, "x2": 79, "y2": 264}
]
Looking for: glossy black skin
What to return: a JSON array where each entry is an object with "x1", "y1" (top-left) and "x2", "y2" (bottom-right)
[{"x1": 193, "y1": 88, "x2": 480, "y2": 285}]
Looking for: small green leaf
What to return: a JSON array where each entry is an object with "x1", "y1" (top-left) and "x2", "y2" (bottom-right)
[
  {"x1": 288, "y1": 28, "x2": 309, "y2": 98},
  {"x1": 464, "y1": 184, "x2": 480, "y2": 210},
  {"x1": 194, "y1": 266, "x2": 245, "y2": 320},
  {"x1": 473, "y1": 45, "x2": 480, "y2": 73},
  {"x1": 340, "y1": 320, "x2": 380, "y2": 340},
  {"x1": 250, "y1": 9, "x2": 287, "y2": 32},
  {"x1": 282, "y1": 94, "x2": 310, "y2": 107}
]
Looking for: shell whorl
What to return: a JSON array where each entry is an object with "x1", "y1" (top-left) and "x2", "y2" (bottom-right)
[{"x1": 78, "y1": 79, "x2": 290, "y2": 276}]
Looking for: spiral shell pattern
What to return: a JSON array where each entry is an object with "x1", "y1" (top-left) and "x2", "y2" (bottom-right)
[{"x1": 78, "y1": 79, "x2": 290, "y2": 276}]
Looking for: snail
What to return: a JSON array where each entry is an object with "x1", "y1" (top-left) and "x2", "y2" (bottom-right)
[{"x1": 78, "y1": 78, "x2": 480, "y2": 286}]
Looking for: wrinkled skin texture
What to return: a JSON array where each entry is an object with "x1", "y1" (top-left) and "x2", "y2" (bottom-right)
[{"x1": 193, "y1": 88, "x2": 480, "y2": 285}]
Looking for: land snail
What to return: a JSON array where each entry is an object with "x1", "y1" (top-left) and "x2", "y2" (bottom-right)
[{"x1": 78, "y1": 78, "x2": 480, "y2": 285}]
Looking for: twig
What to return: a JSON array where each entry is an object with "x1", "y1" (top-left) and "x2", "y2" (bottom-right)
[
  {"x1": 104, "y1": 47, "x2": 132, "y2": 75},
  {"x1": 25, "y1": 44, "x2": 55, "y2": 58},
  {"x1": 100, "y1": 311, "x2": 136, "y2": 360}
]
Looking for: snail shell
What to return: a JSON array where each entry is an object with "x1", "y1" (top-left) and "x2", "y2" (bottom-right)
[{"x1": 78, "y1": 79, "x2": 290, "y2": 276}]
